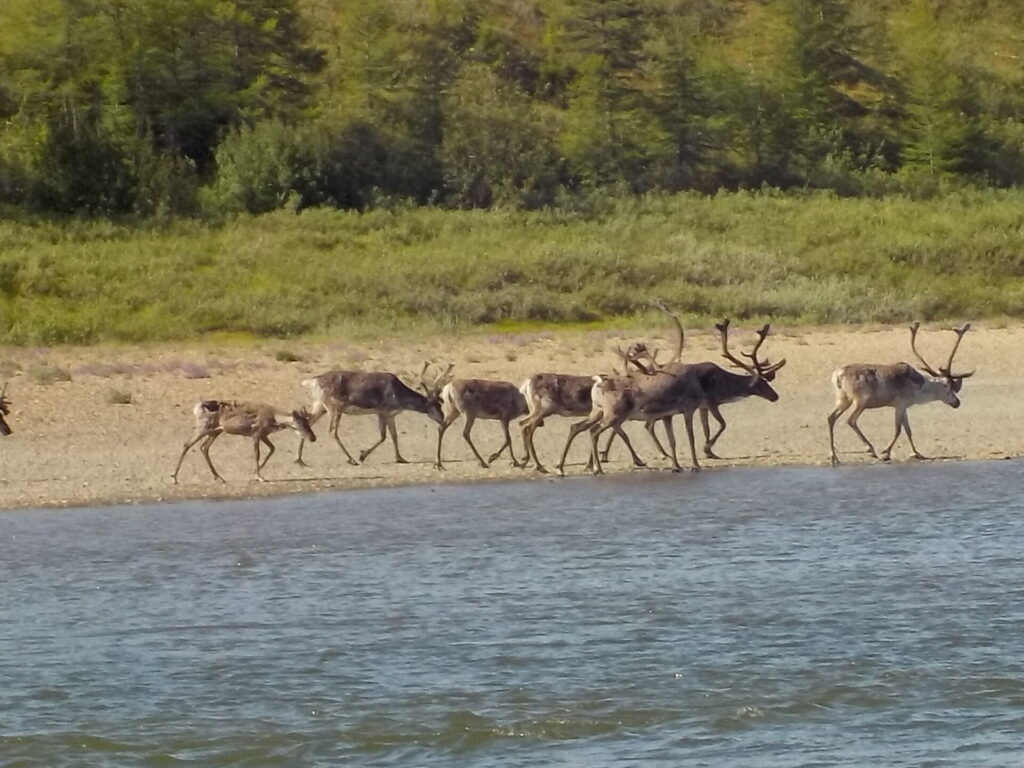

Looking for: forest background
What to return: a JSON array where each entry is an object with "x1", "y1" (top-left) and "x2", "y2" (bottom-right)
[{"x1": 1, "y1": 0, "x2": 1024, "y2": 344}]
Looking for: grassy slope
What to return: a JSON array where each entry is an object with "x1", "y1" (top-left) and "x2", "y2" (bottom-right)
[{"x1": 1, "y1": 191, "x2": 1023, "y2": 345}]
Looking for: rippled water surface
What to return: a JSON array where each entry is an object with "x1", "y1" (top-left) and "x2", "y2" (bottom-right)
[{"x1": 4, "y1": 461, "x2": 1024, "y2": 766}]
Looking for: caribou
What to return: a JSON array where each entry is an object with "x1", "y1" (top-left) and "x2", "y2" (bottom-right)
[
  {"x1": 602, "y1": 313, "x2": 785, "y2": 463},
  {"x1": 827, "y1": 322, "x2": 973, "y2": 466},
  {"x1": 297, "y1": 364, "x2": 452, "y2": 466},
  {"x1": 518, "y1": 373, "x2": 596, "y2": 473},
  {"x1": 172, "y1": 400, "x2": 316, "y2": 483},
  {"x1": 690, "y1": 319, "x2": 786, "y2": 459},
  {"x1": 435, "y1": 377, "x2": 529, "y2": 470},
  {"x1": 556, "y1": 350, "x2": 706, "y2": 475}
]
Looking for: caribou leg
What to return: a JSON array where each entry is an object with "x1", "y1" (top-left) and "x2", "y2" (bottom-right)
[
  {"x1": 826, "y1": 395, "x2": 853, "y2": 466},
  {"x1": 845, "y1": 405, "x2": 878, "y2": 460}
]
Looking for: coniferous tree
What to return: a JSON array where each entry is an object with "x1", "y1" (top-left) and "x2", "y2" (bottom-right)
[
  {"x1": 441, "y1": 63, "x2": 562, "y2": 208},
  {"x1": 784, "y1": 0, "x2": 901, "y2": 177},
  {"x1": 555, "y1": 0, "x2": 664, "y2": 189}
]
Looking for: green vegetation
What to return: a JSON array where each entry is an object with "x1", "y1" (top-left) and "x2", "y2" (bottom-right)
[
  {"x1": 1, "y1": 191, "x2": 1023, "y2": 344},
  {"x1": 3, "y1": 0, "x2": 1024, "y2": 215},
  {"x1": 3, "y1": 0, "x2": 1024, "y2": 344}
]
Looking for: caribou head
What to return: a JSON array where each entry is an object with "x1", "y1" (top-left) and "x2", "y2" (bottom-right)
[
  {"x1": 716, "y1": 319, "x2": 787, "y2": 401},
  {"x1": 908, "y1": 322, "x2": 973, "y2": 406},
  {"x1": 419, "y1": 362, "x2": 455, "y2": 423}
]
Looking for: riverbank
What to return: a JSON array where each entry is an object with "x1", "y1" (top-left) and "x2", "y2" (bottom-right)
[{"x1": 0, "y1": 322, "x2": 1015, "y2": 510}]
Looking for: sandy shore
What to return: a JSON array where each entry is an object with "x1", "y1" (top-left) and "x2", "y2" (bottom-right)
[{"x1": 0, "y1": 323, "x2": 1015, "y2": 510}]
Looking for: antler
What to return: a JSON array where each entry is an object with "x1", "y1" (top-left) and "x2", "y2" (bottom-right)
[
  {"x1": 942, "y1": 323, "x2": 974, "y2": 380},
  {"x1": 908, "y1": 321, "x2": 943, "y2": 378},
  {"x1": 652, "y1": 301, "x2": 684, "y2": 363},
  {"x1": 745, "y1": 324, "x2": 787, "y2": 376},
  {"x1": 909, "y1": 321, "x2": 937, "y2": 378},
  {"x1": 436, "y1": 363, "x2": 454, "y2": 389},
  {"x1": 717, "y1": 321, "x2": 785, "y2": 378},
  {"x1": 615, "y1": 344, "x2": 656, "y2": 375},
  {"x1": 742, "y1": 324, "x2": 769, "y2": 366},
  {"x1": 420, "y1": 362, "x2": 454, "y2": 394},
  {"x1": 717, "y1": 319, "x2": 754, "y2": 375}
]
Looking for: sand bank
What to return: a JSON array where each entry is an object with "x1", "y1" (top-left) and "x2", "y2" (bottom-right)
[{"x1": 0, "y1": 323, "x2": 1014, "y2": 510}]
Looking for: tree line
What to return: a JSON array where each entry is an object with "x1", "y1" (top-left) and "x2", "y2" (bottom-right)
[{"x1": 1, "y1": 0, "x2": 1023, "y2": 217}]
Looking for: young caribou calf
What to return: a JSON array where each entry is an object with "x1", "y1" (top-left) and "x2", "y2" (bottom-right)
[
  {"x1": 172, "y1": 401, "x2": 316, "y2": 483},
  {"x1": 827, "y1": 322, "x2": 973, "y2": 466},
  {"x1": 436, "y1": 378, "x2": 528, "y2": 470}
]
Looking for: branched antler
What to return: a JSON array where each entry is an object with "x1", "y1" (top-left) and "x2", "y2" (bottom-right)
[
  {"x1": 909, "y1": 322, "x2": 974, "y2": 385},
  {"x1": 615, "y1": 344, "x2": 657, "y2": 375},
  {"x1": 420, "y1": 362, "x2": 454, "y2": 395},
  {"x1": 717, "y1": 319, "x2": 786, "y2": 378},
  {"x1": 942, "y1": 323, "x2": 973, "y2": 379},
  {"x1": 908, "y1": 322, "x2": 942, "y2": 378},
  {"x1": 651, "y1": 301, "x2": 684, "y2": 363}
]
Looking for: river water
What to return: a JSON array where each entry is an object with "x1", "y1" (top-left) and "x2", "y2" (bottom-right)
[{"x1": 2, "y1": 461, "x2": 1024, "y2": 766}]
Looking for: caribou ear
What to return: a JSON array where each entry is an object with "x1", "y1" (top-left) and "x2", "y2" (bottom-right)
[{"x1": 949, "y1": 370, "x2": 975, "y2": 392}]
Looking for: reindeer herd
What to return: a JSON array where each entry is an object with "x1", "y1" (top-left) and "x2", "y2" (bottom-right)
[
  {"x1": 0, "y1": 313, "x2": 973, "y2": 483},
  {"x1": 159, "y1": 311, "x2": 974, "y2": 484}
]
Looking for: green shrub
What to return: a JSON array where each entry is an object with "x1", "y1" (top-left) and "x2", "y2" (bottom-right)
[{"x1": 1, "y1": 191, "x2": 1024, "y2": 345}]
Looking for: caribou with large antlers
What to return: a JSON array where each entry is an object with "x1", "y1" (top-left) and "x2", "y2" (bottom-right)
[
  {"x1": 601, "y1": 315, "x2": 785, "y2": 462},
  {"x1": 297, "y1": 364, "x2": 452, "y2": 466},
  {"x1": 695, "y1": 319, "x2": 786, "y2": 458},
  {"x1": 827, "y1": 322, "x2": 973, "y2": 466}
]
